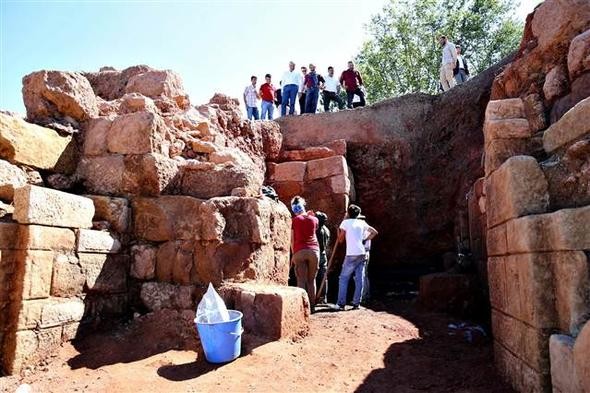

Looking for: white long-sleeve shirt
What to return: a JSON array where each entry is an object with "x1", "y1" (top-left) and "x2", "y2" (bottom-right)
[
  {"x1": 282, "y1": 70, "x2": 303, "y2": 89},
  {"x1": 441, "y1": 41, "x2": 457, "y2": 65}
]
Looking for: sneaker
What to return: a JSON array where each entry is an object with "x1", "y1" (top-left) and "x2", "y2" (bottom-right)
[
  {"x1": 352, "y1": 304, "x2": 360, "y2": 310},
  {"x1": 335, "y1": 304, "x2": 345, "y2": 311}
]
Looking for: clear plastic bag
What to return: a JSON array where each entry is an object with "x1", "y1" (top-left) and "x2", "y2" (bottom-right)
[{"x1": 196, "y1": 283, "x2": 230, "y2": 324}]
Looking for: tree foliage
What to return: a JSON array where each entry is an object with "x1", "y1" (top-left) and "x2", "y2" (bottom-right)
[{"x1": 356, "y1": 0, "x2": 523, "y2": 102}]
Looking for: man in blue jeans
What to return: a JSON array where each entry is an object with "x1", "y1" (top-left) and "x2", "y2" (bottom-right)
[
  {"x1": 335, "y1": 204, "x2": 378, "y2": 310},
  {"x1": 304, "y1": 63, "x2": 321, "y2": 114},
  {"x1": 281, "y1": 61, "x2": 303, "y2": 116}
]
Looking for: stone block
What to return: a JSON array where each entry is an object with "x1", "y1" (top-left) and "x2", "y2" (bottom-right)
[
  {"x1": 271, "y1": 181, "x2": 304, "y2": 202},
  {"x1": 270, "y1": 161, "x2": 306, "y2": 182},
  {"x1": 76, "y1": 229, "x2": 121, "y2": 253},
  {"x1": 484, "y1": 137, "x2": 544, "y2": 176},
  {"x1": 13, "y1": 185, "x2": 94, "y2": 229},
  {"x1": 491, "y1": 310, "x2": 551, "y2": 373},
  {"x1": 122, "y1": 153, "x2": 179, "y2": 196},
  {"x1": 507, "y1": 206, "x2": 590, "y2": 253},
  {"x1": 486, "y1": 222, "x2": 507, "y2": 256},
  {"x1": 0, "y1": 222, "x2": 20, "y2": 249},
  {"x1": 0, "y1": 113, "x2": 73, "y2": 170},
  {"x1": 574, "y1": 321, "x2": 590, "y2": 391},
  {"x1": 61, "y1": 322, "x2": 80, "y2": 341},
  {"x1": 488, "y1": 257, "x2": 507, "y2": 311},
  {"x1": 130, "y1": 243, "x2": 156, "y2": 280},
  {"x1": 79, "y1": 253, "x2": 128, "y2": 294},
  {"x1": 221, "y1": 282, "x2": 310, "y2": 340},
  {"x1": 9, "y1": 330, "x2": 38, "y2": 373},
  {"x1": 329, "y1": 174, "x2": 351, "y2": 194},
  {"x1": 544, "y1": 97, "x2": 590, "y2": 153},
  {"x1": 543, "y1": 65, "x2": 569, "y2": 102},
  {"x1": 77, "y1": 155, "x2": 126, "y2": 195},
  {"x1": 83, "y1": 117, "x2": 111, "y2": 156},
  {"x1": 568, "y1": 29, "x2": 590, "y2": 80},
  {"x1": 21, "y1": 250, "x2": 54, "y2": 300},
  {"x1": 86, "y1": 195, "x2": 130, "y2": 233},
  {"x1": 486, "y1": 156, "x2": 549, "y2": 228},
  {"x1": 485, "y1": 98, "x2": 525, "y2": 120},
  {"x1": 22, "y1": 70, "x2": 99, "y2": 122},
  {"x1": 550, "y1": 334, "x2": 583, "y2": 393},
  {"x1": 551, "y1": 71, "x2": 590, "y2": 124},
  {"x1": 278, "y1": 139, "x2": 347, "y2": 162},
  {"x1": 494, "y1": 341, "x2": 549, "y2": 393},
  {"x1": 39, "y1": 298, "x2": 85, "y2": 328},
  {"x1": 306, "y1": 155, "x2": 347, "y2": 180},
  {"x1": 16, "y1": 225, "x2": 75, "y2": 251},
  {"x1": 552, "y1": 251, "x2": 590, "y2": 335},
  {"x1": 132, "y1": 196, "x2": 204, "y2": 241},
  {"x1": 0, "y1": 159, "x2": 27, "y2": 201},
  {"x1": 51, "y1": 253, "x2": 84, "y2": 297},
  {"x1": 509, "y1": 253, "x2": 556, "y2": 329},
  {"x1": 140, "y1": 281, "x2": 196, "y2": 311},
  {"x1": 156, "y1": 240, "x2": 194, "y2": 285},
  {"x1": 176, "y1": 162, "x2": 262, "y2": 199},
  {"x1": 418, "y1": 273, "x2": 476, "y2": 315},
  {"x1": 17, "y1": 298, "x2": 49, "y2": 329},
  {"x1": 107, "y1": 111, "x2": 168, "y2": 155},
  {"x1": 484, "y1": 118, "x2": 531, "y2": 142}
]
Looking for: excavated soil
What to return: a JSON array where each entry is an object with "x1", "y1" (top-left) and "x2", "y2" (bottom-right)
[{"x1": 1, "y1": 300, "x2": 513, "y2": 393}]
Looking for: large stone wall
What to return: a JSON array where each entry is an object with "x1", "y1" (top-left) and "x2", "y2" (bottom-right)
[
  {"x1": 0, "y1": 66, "x2": 294, "y2": 375},
  {"x1": 276, "y1": 58, "x2": 511, "y2": 266},
  {"x1": 483, "y1": 1, "x2": 590, "y2": 391}
]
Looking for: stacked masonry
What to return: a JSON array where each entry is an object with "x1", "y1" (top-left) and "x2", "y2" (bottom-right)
[
  {"x1": 0, "y1": 66, "x2": 310, "y2": 375},
  {"x1": 484, "y1": 1, "x2": 590, "y2": 391},
  {"x1": 485, "y1": 75, "x2": 590, "y2": 393},
  {"x1": 0, "y1": 185, "x2": 126, "y2": 374},
  {"x1": 267, "y1": 139, "x2": 354, "y2": 235}
]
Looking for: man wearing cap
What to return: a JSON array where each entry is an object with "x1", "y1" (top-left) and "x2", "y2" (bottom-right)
[{"x1": 335, "y1": 204, "x2": 378, "y2": 310}]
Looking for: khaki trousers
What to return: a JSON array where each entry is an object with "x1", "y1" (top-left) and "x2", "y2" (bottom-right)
[
  {"x1": 440, "y1": 63, "x2": 457, "y2": 91},
  {"x1": 292, "y1": 249, "x2": 319, "y2": 307}
]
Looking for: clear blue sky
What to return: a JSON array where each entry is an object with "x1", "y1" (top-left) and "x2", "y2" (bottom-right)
[{"x1": 1, "y1": 0, "x2": 540, "y2": 115}]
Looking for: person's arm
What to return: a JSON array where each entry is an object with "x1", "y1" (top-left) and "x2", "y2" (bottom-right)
[
  {"x1": 339, "y1": 72, "x2": 346, "y2": 90},
  {"x1": 290, "y1": 229, "x2": 295, "y2": 257},
  {"x1": 365, "y1": 225, "x2": 378, "y2": 241},
  {"x1": 337, "y1": 228, "x2": 346, "y2": 243},
  {"x1": 357, "y1": 71, "x2": 363, "y2": 86}
]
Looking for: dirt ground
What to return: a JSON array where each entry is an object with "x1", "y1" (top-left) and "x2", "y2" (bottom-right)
[{"x1": 1, "y1": 299, "x2": 513, "y2": 393}]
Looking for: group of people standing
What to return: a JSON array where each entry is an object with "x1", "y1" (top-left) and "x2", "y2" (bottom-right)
[
  {"x1": 439, "y1": 35, "x2": 470, "y2": 91},
  {"x1": 243, "y1": 61, "x2": 366, "y2": 120},
  {"x1": 290, "y1": 196, "x2": 378, "y2": 312}
]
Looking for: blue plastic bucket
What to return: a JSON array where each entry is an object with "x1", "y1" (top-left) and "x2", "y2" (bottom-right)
[{"x1": 195, "y1": 310, "x2": 243, "y2": 363}]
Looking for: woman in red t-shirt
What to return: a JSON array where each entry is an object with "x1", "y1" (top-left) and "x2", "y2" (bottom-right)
[{"x1": 290, "y1": 196, "x2": 320, "y2": 310}]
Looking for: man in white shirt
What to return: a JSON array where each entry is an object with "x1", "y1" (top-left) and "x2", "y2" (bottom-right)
[
  {"x1": 454, "y1": 45, "x2": 470, "y2": 84},
  {"x1": 281, "y1": 61, "x2": 303, "y2": 116},
  {"x1": 335, "y1": 204, "x2": 378, "y2": 310},
  {"x1": 439, "y1": 35, "x2": 458, "y2": 92},
  {"x1": 243, "y1": 76, "x2": 260, "y2": 120},
  {"x1": 322, "y1": 66, "x2": 345, "y2": 112}
]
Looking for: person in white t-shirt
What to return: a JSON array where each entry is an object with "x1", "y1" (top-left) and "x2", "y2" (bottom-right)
[
  {"x1": 335, "y1": 204, "x2": 378, "y2": 311},
  {"x1": 322, "y1": 66, "x2": 345, "y2": 112}
]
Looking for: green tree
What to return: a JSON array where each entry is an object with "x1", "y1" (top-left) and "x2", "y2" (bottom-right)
[{"x1": 356, "y1": 0, "x2": 523, "y2": 102}]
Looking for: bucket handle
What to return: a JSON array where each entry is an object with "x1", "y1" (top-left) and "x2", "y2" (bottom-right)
[{"x1": 228, "y1": 328, "x2": 244, "y2": 337}]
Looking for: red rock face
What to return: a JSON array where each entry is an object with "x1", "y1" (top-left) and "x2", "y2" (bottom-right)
[{"x1": 277, "y1": 60, "x2": 510, "y2": 265}]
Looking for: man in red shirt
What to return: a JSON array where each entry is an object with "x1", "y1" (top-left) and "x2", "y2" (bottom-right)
[
  {"x1": 340, "y1": 61, "x2": 366, "y2": 109},
  {"x1": 259, "y1": 74, "x2": 275, "y2": 120},
  {"x1": 290, "y1": 196, "x2": 320, "y2": 311}
]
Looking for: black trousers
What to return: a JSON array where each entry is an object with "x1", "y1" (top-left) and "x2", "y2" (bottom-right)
[
  {"x1": 323, "y1": 91, "x2": 345, "y2": 112},
  {"x1": 299, "y1": 92, "x2": 306, "y2": 114},
  {"x1": 346, "y1": 87, "x2": 366, "y2": 108}
]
